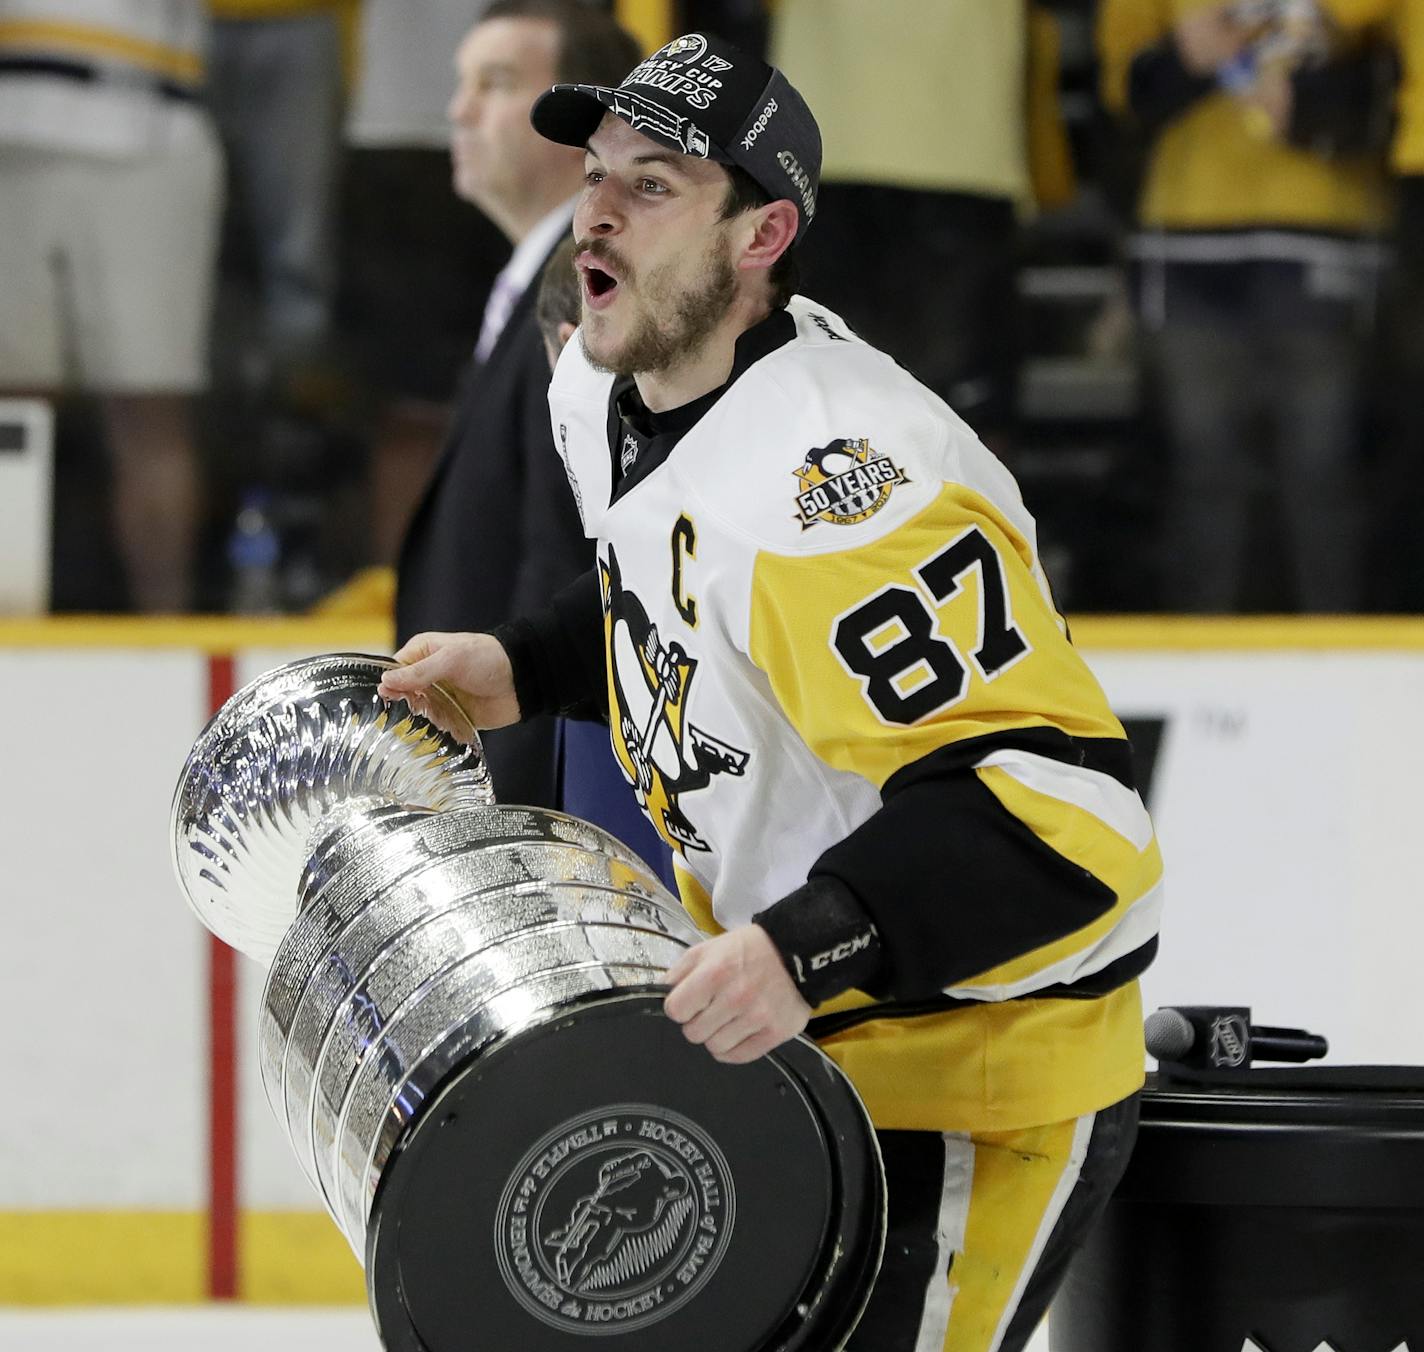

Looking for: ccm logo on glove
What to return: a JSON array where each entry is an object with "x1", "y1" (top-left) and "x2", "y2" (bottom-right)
[{"x1": 795, "y1": 926, "x2": 879, "y2": 980}]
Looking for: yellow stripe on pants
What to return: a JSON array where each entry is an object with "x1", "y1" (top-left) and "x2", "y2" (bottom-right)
[{"x1": 933, "y1": 1113, "x2": 1092, "y2": 1352}]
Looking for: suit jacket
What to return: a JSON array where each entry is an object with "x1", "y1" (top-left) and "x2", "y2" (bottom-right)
[{"x1": 396, "y1": 241, "x2": 589, "y2": 808}]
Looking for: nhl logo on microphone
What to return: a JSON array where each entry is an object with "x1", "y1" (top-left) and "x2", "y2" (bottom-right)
[{"x1": 1208, "y1": 1012, "x2": 1250, "y2": 1068}]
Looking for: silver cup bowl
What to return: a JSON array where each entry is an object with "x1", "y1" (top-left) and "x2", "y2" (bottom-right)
[{"x1": 171, "y1": 652, "x2": 494, "y2": 964}]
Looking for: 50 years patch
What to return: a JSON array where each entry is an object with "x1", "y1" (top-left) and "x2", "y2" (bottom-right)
[
  {"x1": 494, "y1": 1104, "x2": 735, "y2": 1335},
  {"x1": 793, "y1": 437, "x2": 908, "y2": 530}
]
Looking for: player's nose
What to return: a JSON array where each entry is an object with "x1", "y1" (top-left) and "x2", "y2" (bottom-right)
[{"x1": 575, "y1": 178, "x2": 622, "y2": 238}]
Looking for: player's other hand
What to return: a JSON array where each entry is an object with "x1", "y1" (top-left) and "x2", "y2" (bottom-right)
[
  {"x1": 663, "y1": 926, "x2": 811, "y2": 1064},
  {"x1": 376, "y1": 631, "x2": 521, "y2": 733}
]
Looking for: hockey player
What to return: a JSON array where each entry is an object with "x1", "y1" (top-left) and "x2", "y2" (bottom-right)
[{"x1": 378, "y1": 32, "x2": 1162, "y2": 1352}]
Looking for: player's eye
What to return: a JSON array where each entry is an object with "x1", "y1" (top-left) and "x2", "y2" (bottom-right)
[
  {"x1": 584, "y1": 169, "x2": 605, "y2": 186},
  {"x1": 639, "y1": 178, "x2": 668, "y2": 195}
]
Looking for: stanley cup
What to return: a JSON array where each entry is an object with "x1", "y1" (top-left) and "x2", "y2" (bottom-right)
[{"x1": 170, "y1": 652, "x2": 883, "y2": 1352}]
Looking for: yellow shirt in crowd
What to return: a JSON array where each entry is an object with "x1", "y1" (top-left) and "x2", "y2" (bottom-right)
[
  {"x1": 772, "y1": 0, "x2": 1032, "y2": 201},
  {"x1": 1098, "y1": 0, "x2": 1391, "y2": 232}
]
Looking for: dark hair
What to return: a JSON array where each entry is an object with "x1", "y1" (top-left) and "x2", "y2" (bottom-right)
[
  {"x1": 481, "y1": 0, "x2": 642, "y2": 87},
  {"x1": 536, "y1": 235, "x2": 582, "y2": 347},
  {"x1": 718, "y1": 164, "x2": 799, "y2": 309}
]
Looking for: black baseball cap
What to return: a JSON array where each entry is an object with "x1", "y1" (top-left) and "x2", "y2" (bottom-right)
[{"x1": 531, "y1": 31, "x2": 821, "y2": 243}]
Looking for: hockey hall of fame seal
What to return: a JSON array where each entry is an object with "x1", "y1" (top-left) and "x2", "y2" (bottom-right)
[{"x1": 494, "y1": 1103, "x2": 736, "y2": 1335}]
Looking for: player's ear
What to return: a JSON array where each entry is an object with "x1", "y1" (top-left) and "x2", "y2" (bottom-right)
[{"x1": 736, "y1": 199, "x2": 798, "y2": 277}]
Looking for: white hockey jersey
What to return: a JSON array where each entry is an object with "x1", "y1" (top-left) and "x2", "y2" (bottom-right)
[{"x1": 547, "y1": 297, "x2": 1162, "y2": 1132}]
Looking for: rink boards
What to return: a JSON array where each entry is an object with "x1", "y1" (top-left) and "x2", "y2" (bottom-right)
[{"x1": 1, "y1": 615, "x2": 1422, "y2": 1303}]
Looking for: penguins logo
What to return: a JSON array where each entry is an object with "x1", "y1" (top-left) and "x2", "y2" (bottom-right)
[
  {"x1": 793, "y1": 436, "x2": 908, "y2": 530},
  {"x1": 602, "y1": 546, "x2": 748, "y2": 853},
  {"x1": 658, "y1": 33, "x2": 707, "y2": 65}
]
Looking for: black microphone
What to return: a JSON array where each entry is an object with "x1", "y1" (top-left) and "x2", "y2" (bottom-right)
[{"x1": 1145, "y1": 1006, "x2": 1329, "y2": 1071}]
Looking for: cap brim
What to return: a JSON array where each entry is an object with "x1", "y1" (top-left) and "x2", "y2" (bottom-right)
[{"x1": 532, "y1": 83, "x2": 729, "y2": 163}]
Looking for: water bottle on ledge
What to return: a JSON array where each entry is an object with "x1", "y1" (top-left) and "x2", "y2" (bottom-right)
[{"x1": 227, "y1": 489, "x2": 282, "y2": 614}]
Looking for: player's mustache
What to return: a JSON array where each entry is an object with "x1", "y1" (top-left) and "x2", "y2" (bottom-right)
[{"x1": 575, "y1": 238, "x2": 635, "y2": 287}]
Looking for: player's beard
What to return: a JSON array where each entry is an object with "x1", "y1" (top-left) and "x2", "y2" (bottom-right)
[{"x1": 580, "y1": 230, "x2": 738, "y2": 379}]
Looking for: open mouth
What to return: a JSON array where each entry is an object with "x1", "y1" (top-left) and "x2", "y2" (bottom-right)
[
  {"x1": 577, "y1": 251, "x2": 622, "y2": 309},
  {"x1": 585, "y1": 266, "x2": 616, "y2": 297}
]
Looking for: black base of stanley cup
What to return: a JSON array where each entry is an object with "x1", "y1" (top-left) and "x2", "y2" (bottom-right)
[
  {"x1": 366, "y1": 994, "x2": 885, "y2": 1352},
  {"x1": 1052, "y1": 1068, "x2": 1424, "y2": 1352}
]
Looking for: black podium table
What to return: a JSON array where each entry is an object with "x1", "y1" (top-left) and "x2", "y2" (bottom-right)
[{"x1": 1051, "y1": 1068, "x2": 1424, "y2": 1352}]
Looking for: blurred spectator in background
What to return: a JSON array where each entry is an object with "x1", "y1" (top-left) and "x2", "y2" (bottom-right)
[
  {"x1": 1382, "y1": 0, "x2": 1424, "y2": 612},
  {"x1": 341, "y1": 0, "x2": 509, "y2": 567},
  {"x1": 1099, "y1": 0, "x2": 1395, "y2": 613},
  {"x1": 207, "y1": 0, "x2": 354, "y2": 616},
  {"x1": 396, "y1": 0, "x2": 640, "y2": 809},
  {"x1": 207, "y1": 0, "x2": 350, "y2": 407},
  {"x1": 1327, "y1": 0, "x2": 1424, "y2": 608},
  {"x1": 0, "y1": 0, "x2": 221, "y2": 612},
  {"x1": 769, "y1": 1, "x2": 1073, "y2": 449}
]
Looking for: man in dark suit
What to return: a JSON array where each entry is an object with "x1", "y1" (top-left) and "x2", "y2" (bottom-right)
[{"x1": 396, "y1": 0, "x2": 640, "y2": 807}]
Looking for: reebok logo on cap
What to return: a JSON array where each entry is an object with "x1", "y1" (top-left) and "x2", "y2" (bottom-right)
[{"x1": 741, "y1": 96, "x2": 777, "y2": 151}]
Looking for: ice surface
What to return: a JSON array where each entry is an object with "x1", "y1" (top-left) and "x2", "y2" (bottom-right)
[{"x1": 0, "y1": 1306, "x2": 1048, "y2": 1350}]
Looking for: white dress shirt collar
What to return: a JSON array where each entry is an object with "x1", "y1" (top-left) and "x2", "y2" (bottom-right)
[{"x1": 474, "y1": 196, "x2": 578, "y2": 364}]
